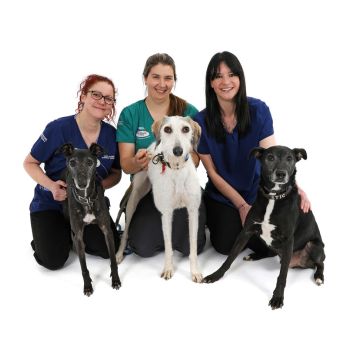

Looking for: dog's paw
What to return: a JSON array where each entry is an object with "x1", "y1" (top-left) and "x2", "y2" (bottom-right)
[
  {"x1": 191, "y1": 272, "x2": 203, "y2": 283},
  {"x1": 268, "y1": 295, "x2": 284, "y2": 309},
  {"x1": 161, "y1": 269, "x2": 174, "y2": 280},
  {"x1": 202, "y1": 271, "x2": 223, "y2": 284},
  {"x1": 84, "y1": 284, "x2": 93, "y2": 297},
  {"x1": 243, "y1": 254, "x2": 253, "y2": 261},
  {"x1": 315, "y1": 277, "x2": 324, "y2": 286},
  {"x1": 112, "y1": 277, "x2": 121, "y2": 290}
]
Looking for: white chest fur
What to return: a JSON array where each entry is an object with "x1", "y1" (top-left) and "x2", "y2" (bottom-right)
[
  {"x1": 83, "y1": 213, "x2": 96, "y2": 224},
  {"x1": 258, "y1": 199, "x2": 276, "y2": 246}
]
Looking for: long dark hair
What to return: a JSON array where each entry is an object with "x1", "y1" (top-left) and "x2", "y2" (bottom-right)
[
  {"x1": 143, "y1": 53, "x2": 187, "y2": 116},
  {"x1": 205, "y1": 51, "x2": 250, "y2": 142}
]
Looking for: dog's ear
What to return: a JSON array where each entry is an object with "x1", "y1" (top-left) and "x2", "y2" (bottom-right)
[
  {"x1": 293, "y1": 148, "x2": 307, "y2": 161},
  {"x1": 185, "y1": 117, "x2": 202, "y2": 151},
  {"x1": 56, "y1": 143, "x2": 74, "y2": 157},
  {"x1": 249, "y1": 147, "x2": 265, "y2": 159},
  {"x1": 89, "y1": 143, "x2": 104, "y2": 157},
  {"x1": 152, "y1": 116, "x2": 166, "y2": 145}
]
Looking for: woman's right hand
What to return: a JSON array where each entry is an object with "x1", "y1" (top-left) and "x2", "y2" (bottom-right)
[
  {"x1": 50, "y1": 180, "x2": 67, "y2": 201},
  {"x1": 134, "y1": 149, "x2": 149, "y2": 171}
]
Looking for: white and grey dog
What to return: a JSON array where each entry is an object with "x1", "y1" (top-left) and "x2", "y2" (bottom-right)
[{"x1": 116, "y1": 116, "x2": 203, "y2": 282}]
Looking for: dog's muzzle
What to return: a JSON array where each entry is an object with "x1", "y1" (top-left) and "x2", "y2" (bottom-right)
[
  {"x1": 173, "y1": 146, "x2": 183, "y2": 157},
  {"x1": 272, "y1": 170, "x2": 289, "y2": 183}
]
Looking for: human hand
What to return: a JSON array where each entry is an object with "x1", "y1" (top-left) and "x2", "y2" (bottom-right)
[
  {"x1": 298, "y1": 188, "x2": 311, "y2": 213},
  {"x1": 238, "y1": 203, "x2": 252, "y2": 226},
  {"x1": 135, "y1": 149, "x2": 149, "y2": 171},
  {"x1": 50, "y1": 180, "x2": 67, "y2": 201}
]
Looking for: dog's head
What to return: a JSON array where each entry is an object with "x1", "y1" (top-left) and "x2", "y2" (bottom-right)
[
  {"x1": 151, "y1": 116, "x2": 201, "y2": 168},
  {"x1": 250, "y1": 146, "x2": 307, "y2": 186},
  {"x1": 56, "y1": 143, "x2": 104, "y2": 190}
]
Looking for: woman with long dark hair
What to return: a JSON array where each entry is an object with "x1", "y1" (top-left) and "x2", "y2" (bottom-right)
[{"x1": 195, "y1": 51, "x2": 310, "y2": 255}]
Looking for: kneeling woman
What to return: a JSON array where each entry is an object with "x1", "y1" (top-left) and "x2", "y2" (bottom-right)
[
  {"x1": 117, "y1": 53, "x2": 206, "y2": 257},
  {"x1": 24, "y1": 74, "x2": 122, "y2": 270}
]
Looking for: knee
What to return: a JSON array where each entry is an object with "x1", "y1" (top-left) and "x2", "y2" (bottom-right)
[
  {"x1": 33, "y1": 250, "x2": 69, "y2": 270},
  {"x1": 210, "y1": 234, "x2": 234, "y2": 255}
]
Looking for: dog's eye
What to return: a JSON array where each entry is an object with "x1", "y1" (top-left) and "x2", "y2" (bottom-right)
[
  {"x1": 182, "y1": 126, "x2": 190, "y2": 133},
  {"x1": 86, "y1": 159, "x2": 94, "y2": 166},
  {"x1": 286, "y1": 156, "x2": 293, "y2": 161},
  {"x1": 267, "y1": 155, "x2": 275, "y2": 161},
  {"x1": 164, "y1": 126, "x2": 172, "y2": 134},
  {"x1": 69, "y1": 159, "x2": 76, "y2": 167}
]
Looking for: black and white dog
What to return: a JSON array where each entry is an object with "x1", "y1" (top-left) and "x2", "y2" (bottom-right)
[
  {"x1": 58, "y1": 143, "x2": 121, "y2": 296},
  {"x1": 203, "y1": 146, "x2": 325, "y2": 309}
]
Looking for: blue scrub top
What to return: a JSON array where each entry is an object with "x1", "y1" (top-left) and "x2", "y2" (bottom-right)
[
  {"x1": 29, "y1": 115, "x2": 120, "y2": 213},
  {"x1": 194, "y1": 97, "x2": 274, "y2": 207}
]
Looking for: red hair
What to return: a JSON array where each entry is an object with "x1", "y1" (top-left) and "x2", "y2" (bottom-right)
[{"x1": 76, "y1": 74, "x2": 117, "y2": 121}]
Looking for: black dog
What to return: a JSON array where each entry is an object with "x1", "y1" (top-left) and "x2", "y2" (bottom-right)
[
  {"x1": 58, "y1": 143, "x2": 121, "y2": 296},
  {"x1": 203, "y1": 146, "x2": 325, "y2": 309}
]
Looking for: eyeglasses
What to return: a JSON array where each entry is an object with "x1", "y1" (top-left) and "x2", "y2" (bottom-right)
[{"x1": 88, "y1": 90, "x2": 115, "y2": 105}]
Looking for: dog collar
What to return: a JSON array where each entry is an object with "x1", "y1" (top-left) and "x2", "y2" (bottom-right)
[
  {"x1": 152, "y1": 152, "x2": 190, "y2": 174},
  {"x1": 72, "y1": 185, "x2": 97, "y2": 211},
  {"x1": 260, "y1": 185, "x2": 293, "y2": 200}
]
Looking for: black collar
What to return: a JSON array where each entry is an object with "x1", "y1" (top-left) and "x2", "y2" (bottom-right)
[
  {"x1": 259, "y1": 185, "x2": 293, "y2": 200},
  {"x1": 152, "y1": 152, "x2": 171, "y2": 169},
  {"x1": 151, "y1": 152, "x2": 190, "y2": 173}
]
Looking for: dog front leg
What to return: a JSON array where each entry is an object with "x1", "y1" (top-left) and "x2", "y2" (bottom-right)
[
  {"x1": 116, "y1": 173, "x2": 151, "y2": 263},
  {"x1": 269, "y1": 239, "x2": 293, "y2": 309},
  {"x1": 73, "y1": 229, "x2": 93, "y2": 296},
  {"x1": 203, "y1": 229, "x2": 253, "y2": 283},
  {"x1": 101, "y1": 224, "x2": 121, "y2": 290},
  {"x1": 161, "y1": 210, "x2": 174, "y2": 280},
  {"x1": 188, "y1": 206, "x2": 202, "y2": 283}
]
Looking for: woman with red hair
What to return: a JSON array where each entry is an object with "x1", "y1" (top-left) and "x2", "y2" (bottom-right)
[{"x1": 24, "y1": 74, "x2": 122, "y2": 270}]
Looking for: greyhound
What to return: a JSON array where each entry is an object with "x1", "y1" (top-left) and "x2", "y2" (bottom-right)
[
  {"x1": 58, "y1": 143, "x2": 121, "y2": 296},
  {"x1": 116, "y1": 116, "x2": 203, "y2": 282},
  {"x1": 203, "y1": 145, "x2": 325, "y2": 309}
]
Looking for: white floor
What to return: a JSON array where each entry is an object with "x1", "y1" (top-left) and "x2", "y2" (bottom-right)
[{"x1": 3, "y1": 204, "x2": 348, "y2": 350}]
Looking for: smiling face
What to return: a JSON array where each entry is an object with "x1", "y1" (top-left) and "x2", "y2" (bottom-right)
[
  {"x1": 210, "y1": 62, "x2": 240, "y2": 104},
  {"x1": 144, "y1": 64, "x2": 175, "y2": 102},
  {"x1": 81, "y1": 81, "x2": 115, "y2": 121}
]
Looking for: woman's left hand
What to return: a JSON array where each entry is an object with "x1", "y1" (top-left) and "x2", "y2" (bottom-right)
[{"x1": 298, "y1": 187, "x2": 311, "y2": 213}]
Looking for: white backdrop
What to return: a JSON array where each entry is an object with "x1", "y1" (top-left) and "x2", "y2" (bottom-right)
[{"x1": 1, "y1": 1, "x2": 349, "y2": 349}]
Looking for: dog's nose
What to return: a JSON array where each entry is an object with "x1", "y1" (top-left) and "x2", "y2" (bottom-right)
[
  {"x1": 173, "y1": 146, "x2": 183, "y2": 157},
  {"x1": 276, "y1": 170, "x2": 287, "y2": 180}
]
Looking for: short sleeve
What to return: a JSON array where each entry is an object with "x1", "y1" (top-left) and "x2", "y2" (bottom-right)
[
  {"x1": 194, "y1": 112, "x2": 210, "y2": 154},
  {"x1": 30, "y1": 120, "x2": 64, "y2": 163},
  {"x1": 184, "y1": 103, "x2": 199, "y2": 118},
  {"x1": 258, "y1": 103, "x2": 274, "y2": 141},
  {"x1": 116, "y1": 107, "x2": 135, "y2": 143}
]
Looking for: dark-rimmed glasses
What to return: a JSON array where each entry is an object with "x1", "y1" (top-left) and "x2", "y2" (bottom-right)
[{"x1": 88, "y1": 90, "x2": 115, "y2": 105}]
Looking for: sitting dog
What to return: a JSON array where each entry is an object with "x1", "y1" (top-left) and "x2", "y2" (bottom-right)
[
  {"x1": 58, "y1": 143, "x2": 121, "y2": 296},
  {"x1": 116, "y1": 116, "x2": 203, "y2": 282},
  {"x1": 203, "y1": 146, "x2": 325, "y2": 309}
]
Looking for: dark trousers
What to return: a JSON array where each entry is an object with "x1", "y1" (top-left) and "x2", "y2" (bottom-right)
[
  {"x1": 128, "y1": 191, "x2": 206, "y2": 257},
  {"x1": 30, "y1": 210, "x2": 120, "y2": 270},
  {"x1": 204, "y1": 194, "x2": 271, "y2": 256}
]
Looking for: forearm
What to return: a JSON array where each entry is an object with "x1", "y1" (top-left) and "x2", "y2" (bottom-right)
[
  {"x1": 101, "y1": 169, "x2": 122, "y2": 190},
  {"x1": 23, "y1": 159, "x2": 56, "y2": 191},
  {"x1": 208, "y1": 169, "x2": 246, "y2": 208},
  {"x1": 120, "y1": 156, "x2": 143, "y2": 174}
]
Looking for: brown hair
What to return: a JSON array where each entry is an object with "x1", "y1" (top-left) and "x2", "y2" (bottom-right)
[
  {"x1": 76, "y1": 74, "x2": 117, "y2": 120},
  {"x1": 143, "y1": 53, "x2": 187, "y2": 116}
]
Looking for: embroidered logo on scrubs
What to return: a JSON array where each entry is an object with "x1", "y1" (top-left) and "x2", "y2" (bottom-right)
[{"x1": 136, "y1": 127, "x2": 150, "y2": 139}]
